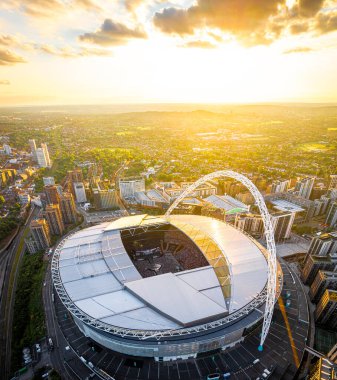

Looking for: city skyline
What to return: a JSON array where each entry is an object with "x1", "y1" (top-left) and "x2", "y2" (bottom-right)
[{"x1": 1, "y1": 0, "x2": 337, "y2": 105}]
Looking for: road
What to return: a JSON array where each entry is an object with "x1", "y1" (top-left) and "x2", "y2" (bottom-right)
[
  {"x1": 42, "y1": 234, "x2": 99, "y2": 380},
  {"x1": 43, "y1": 256, "x2": 74, "y2": 380},
  {"x1": 0, "y1": 206, "x2": 37, "y2": 380}
]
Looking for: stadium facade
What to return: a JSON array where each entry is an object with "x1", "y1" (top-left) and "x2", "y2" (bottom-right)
[{"x1": 52, "y1": 213, "x2": 283, "y2": 360}]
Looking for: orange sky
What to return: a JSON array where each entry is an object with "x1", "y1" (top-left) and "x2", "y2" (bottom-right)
[{"x1": 1, "y1": 0, "x2": 337, "y2": 105}]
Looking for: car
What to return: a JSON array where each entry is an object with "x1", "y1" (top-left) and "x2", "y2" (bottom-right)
[
  {"x1": 207, "y1": 374, "x2": 221, "y2": 380},
  {"x1": 35, "y1": 343, "x2": 41, "y2": 353},
  {"x1": 48, "y1": 337, "x2": 54, "y2": 350}
]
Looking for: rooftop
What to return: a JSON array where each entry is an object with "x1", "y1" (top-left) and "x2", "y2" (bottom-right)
[
  {"x1": 271, "y1": 199, "x2": 305, "y2": 213},
  {"x1": 54, "y1": 214, "x2": 268, "y2": 332},
  {"x1": 204, "y1": 194, "x2": 249, "y2": 213}
]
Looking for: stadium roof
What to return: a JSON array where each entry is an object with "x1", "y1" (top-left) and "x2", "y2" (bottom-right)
[
  {"x1": 204, "y1": 195, "x2": 249, "y2": 213},
  {"x1": 56, "y1": 215, "x2": 268, "y2": 331},
  {"x1": 271, "y1": 199, "x2": 305, "y2": 213}
]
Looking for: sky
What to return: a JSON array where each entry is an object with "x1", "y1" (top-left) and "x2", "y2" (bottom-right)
[{"x1": 0, "y1": 0, "x2": 337, "y2": 106}]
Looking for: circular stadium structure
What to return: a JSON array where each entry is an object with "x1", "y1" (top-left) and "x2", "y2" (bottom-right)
[{"x1": 51, "y1": 213, "x2": 283, "y2": 360}]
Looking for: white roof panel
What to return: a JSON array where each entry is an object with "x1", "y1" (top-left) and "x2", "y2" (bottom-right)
[
  {"x1": 93, "y1": 290, "x2": 144, "y2": 314},
  {"x1": 201, "y1": 287, "x2": 228, "y2": 309},
  {"x1": 169, "y1": 215, "x2": 268, "y2": 312},
  {"x1": 126, "y1": 273, "x2": 227, "y2": 326},
  {"x1": 64, "y1": 273, "x2": 123, "y2": 301},
  {"x1": 176, "y1": 266, "x2": 219, "y2": 291},
  {"x1": 75, "y1": 298, "x2": 115, "y2": 319},
  {"x1": 56, "y1": 214, "x2": 268, "y2": 331},
  {"x1": 104, "y1": 214, "x2": 167, "y2": 232},
  {"x1": 101, "y1": 307, "x2": 180, "y2": 330}
]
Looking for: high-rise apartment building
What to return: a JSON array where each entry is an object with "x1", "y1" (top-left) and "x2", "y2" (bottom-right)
[
  {"x1": 329, "y1": 175, "x2": 337, "y2": 190},
  {"x1": 93, "y1": 188, "x2": 118, "y2": 210},
  {"x1": 308, "y1": 232, "x2": 337, "y2": 256},
  {"x1": 25, "y1": 237, "x2": 39, "y2": 254},
  {"x1": 45, "y1": 204, "x2": 64, "y2": 235},
  {"x1": 30, "y1": 218, "x2": 51, "y2": 250},
  {"x1": 270, "y1": 211, "x2": 295, "y2": 242},
  {"x1": 68, "y1": 168, "x2": 84, "y2": 184},
  {"x1": 44, "y1": 185, "x2": 61, "y2": 205},
  {"x1": 301, "y1": 255, "x2": 336, "y2": 285},
  {"x1": 180, "y1": 182, "x2": 217, "y2": 198},
  {"x1": 310, "y1": 270, "x2": 337, "y2": 303},
  {"x1": 295, "y1": 177, "x2": 315, "y2": 199},
  {"x1": 60, "y1": 192, "x2": 77, "y2": 224},
  {"x1": 271, "y1": 179, "x2": 291, "y2": 194},
  {"x1": 73, "y1": 182, "x2": 87, "y2": 203},
  {"x1": 29, "y1": 139, "x2": 37, "y2": 162},
  {"x1": 119, "y1": 178, "x2": 145, "y2": 199},
  {"x1": 36, "y1": 143, "x2": 51, "y2": 168},
  {"x1": 326, "y1": 202, "x2": 337, "y2": 228},
  {"x1": 234, "y1": 213, "x2": 264, "y2": 236},
  {"x1": 315, "y1": 289, "x2": 337, "y2": 329}
]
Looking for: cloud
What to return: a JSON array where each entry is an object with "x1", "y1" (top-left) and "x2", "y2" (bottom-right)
[
  {"x1": 1, "y1": 0, "x2": 101, "y2": 18},
  {"x1": 0, "y1": 35, "x2": 19, "y2": 47},
  {"x1": 0, "y1": 80, "x2": 10, "y2": 85},
  {"x1": 153, "y1": 0, "x2": 283, "y2": 39},
  {"x1": 283, "y1": 46, "x2": 313, "y2": 54},
  {"x1": 298, "y1": 0, "x2": 325, "y2": 17},
  {"x1": 0, "y1": 49, "x2": 26, "y2": 65},
  {"x1": 125, "y1": 0, "x2": 143, "y2": 12},
  {"x1": 153, "y1": 0, "x2": 336, "y2": 46},
  {"x1": 79, "y1": 19, "x2": 147, "y2": 46},
  {"x1": 180, "y1": 40, "x2": 217, "y2": 49},
  {"x1": 39, "y1": 44, "x2": 112, "y2": 58},
  {"x1": 316, "y1": 10, "x2": 337, "y2": 34},
  {"x1": 124, "y1": 0, "x2": 167, "y2": 13},
  {"x1": 290, "y1": 21, "x2": 309, "y2": 34}
]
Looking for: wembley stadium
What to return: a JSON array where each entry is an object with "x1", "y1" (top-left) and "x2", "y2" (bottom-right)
[{"x1": 51, "y1": 212, "x2": 283, "y2": 361}]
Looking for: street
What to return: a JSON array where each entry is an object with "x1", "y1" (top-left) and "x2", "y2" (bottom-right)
[{"x1": 0, "y1": 206, "x2": 38, "y2": 380}]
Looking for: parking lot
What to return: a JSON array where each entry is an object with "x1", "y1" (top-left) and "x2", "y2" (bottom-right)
[{"x1": 51, "y1": 260, "x2": 310, "y2": 380}]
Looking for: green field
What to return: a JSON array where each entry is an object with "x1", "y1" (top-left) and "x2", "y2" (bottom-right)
[{"x1": 298, "y1": 142, "x2": 335, "y2": 152}]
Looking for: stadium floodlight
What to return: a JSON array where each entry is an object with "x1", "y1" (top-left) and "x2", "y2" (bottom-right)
[{"x1": 165, "y1": 170, "x2": 277, "y2": 350}]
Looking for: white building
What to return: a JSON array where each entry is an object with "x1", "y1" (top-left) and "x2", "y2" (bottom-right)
[
  {"x1": 29, "y1": 139, "x2": 37, "y2": 162},
  {"x1": 119, "y1": 178, "x2": 145, "y2": 199},
  {"x1": 73, "y1": 182, "x2": 87, "y2": 203},
  {"x1": 271, "y1": 179, "x2": 290, "y2": 194},
  {"x1": 295, "y1": 177, "x2": 315, "y2": 199},
  {"x1": 326, "y1": 202, "x2": 337, "y2": 228},
  {"x1": 36, "y1": 143, "x2": 51, "y2": 168},
  {"x1": 270, "y1": 211, "x2": 295, "y2": 241},
  {"x1": 43, "y1": 176, "x2": 55, "y2": 186},
  {"x1": 18, "y1": 191, "x2": 31, "y2": 205},
  {"x1": 3, "y1": 144, "x2": 12, "y2": 155},
  {"x1": 329, "y1": 175, "x2": 337, "y2": 190}
]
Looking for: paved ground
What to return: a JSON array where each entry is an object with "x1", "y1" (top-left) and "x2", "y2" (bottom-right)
[{"x1": 49, "y1": 261, "x2": 311, "y2": 380}]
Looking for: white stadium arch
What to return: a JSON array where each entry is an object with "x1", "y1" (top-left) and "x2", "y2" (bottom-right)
[{"x1": 165, "y1": 170, "x2": 277, "y2": 350}]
